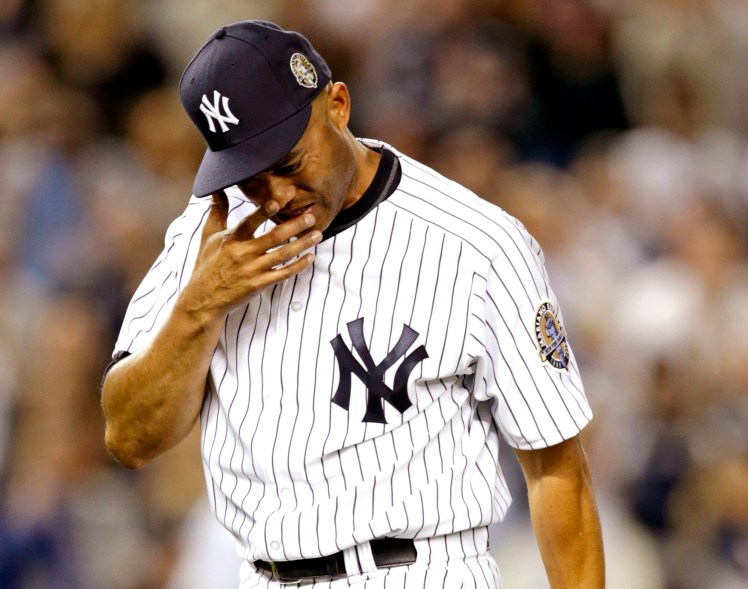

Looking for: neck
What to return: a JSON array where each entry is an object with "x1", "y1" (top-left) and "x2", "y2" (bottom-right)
[{"x1": 348, "y1": 133, "x2": 382, "y2": 205}]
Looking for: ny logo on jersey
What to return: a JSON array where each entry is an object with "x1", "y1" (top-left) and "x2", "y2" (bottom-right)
[
  {"x1": 200, "y1": 90, "x2": 240, "y2": 133},
  {"x1": 330, "y1": 318, "x2": 428, "y2": 424}
]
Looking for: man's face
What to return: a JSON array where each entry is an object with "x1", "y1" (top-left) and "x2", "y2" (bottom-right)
[{"x1": 237, "y1": 89, "x2": 356, "y2": 233}]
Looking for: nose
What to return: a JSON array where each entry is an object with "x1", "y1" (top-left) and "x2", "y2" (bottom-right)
[
  {"x1": 239, "y1": 174, "x2": 296, "y2": 209},
  {"x1": 265, "y1": 175, "x2": 296, "y2": 209}
]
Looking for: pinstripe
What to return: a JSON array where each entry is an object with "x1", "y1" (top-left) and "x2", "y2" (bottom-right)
[
  {"x1": 229, "y1": 303, "x2": 262, "y2": 534},
  {"x1": 368, "y1": 210, "x2": 397, "y2": 341},
  {"x1": 289, "y1": 265, "x2": 318, "y2": 557},
  {"x1": 177, "y1": 205, "x2": 209, "y2": 291},
  {"x1": 277, "y1": 279, "x2": 300, "y2": 559},
  {"x1": 306, "y1": 238, "x2": 335, "y2": 506},
  {"x1": 255, "y1": 283, "x2": 281, "y2": 557},
  {"x1": 234, "y1": 299, "x2": 266, "y2": 542},
  {"x1": 483, "y1": 337, "x2": 539, "y2": 448},
  {"x1": 219, "y1": 307, "x2": 248, "y2": 527},
  {"x1": 350, "y1": 486, "x2": 361, "y2": 544},
  {"x1": 387, "y1": 216, "x2": 413, "y2": 351},
  {"x1": 126, "y1": 225, "x2": 182, "y2": 304},
  {"x1": 397, "y1": 169, "x2": 549, "y2": 292},
  {"x1": 127, "y1": 283, "x2": 157, "y2": 310},
  {"x1": 460, "y1": 400, "x2": 486, "y2": 526},
  {"x1": 320, "y1": 232, "x2": 350, "y2": 504},
  {"x1": 203, "y1": 315, "x2": 231, "y2": 519},
  {"x1": 201, "y1": 374, "x2": 219, "y2": 510},
  {"x1": 478, "y1": 559, "x2": 494, "y2": 589},
  {"x1": 125, "y1": 269, "x2": 174, "y2": 345},
  {"x1": 403, "y1": 223, "x2": 429, "y2": 499},
  {"x1": 419, "y1": 232, "x2": 446, "y2": 395},
  {"x1": 270, "y1": 274, "x2": 303, "y2": 561}
]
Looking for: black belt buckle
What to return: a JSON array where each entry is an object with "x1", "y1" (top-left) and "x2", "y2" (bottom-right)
[
  {"x1": 269, "y1": 561, "x2": 306, "y2": 585},
  {"x1": 270, "y1": 562, "x2": 299, "y2": 585}
]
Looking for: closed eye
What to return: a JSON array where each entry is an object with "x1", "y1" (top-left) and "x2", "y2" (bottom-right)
[{"x1": 274, "y1": 160, "x2": 303, "y2": 176}]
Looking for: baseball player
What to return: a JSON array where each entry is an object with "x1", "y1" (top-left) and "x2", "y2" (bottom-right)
[{"x1": 102, "y1": 20, "x2": 604, "y2": 588}]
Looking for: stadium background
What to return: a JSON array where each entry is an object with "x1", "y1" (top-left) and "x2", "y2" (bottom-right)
[{"x1": 1, "y1": 0, "x2": 747, "y2": 587}]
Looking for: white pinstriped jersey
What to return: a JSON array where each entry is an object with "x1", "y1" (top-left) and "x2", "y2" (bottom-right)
[{"x1": 113, "y1": 140, "x2": 592, "y2": 567}]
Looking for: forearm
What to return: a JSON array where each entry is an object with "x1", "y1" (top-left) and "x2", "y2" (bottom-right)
[
  {"x1": 528, "y1": 468, "x2": 604, "y2": 587},
  {"x1": 102, "y1": 292, "x2": 224, "y2": 469},
  {"x1": 103, "y1": 193, "x2": 319, "y2": 468},
  {"x1": 517, "y1": 437, "x2": 605, "y2": 588}
]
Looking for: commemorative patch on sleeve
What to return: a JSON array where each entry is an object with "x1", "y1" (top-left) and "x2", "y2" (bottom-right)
[{"x1": 534, "y1": 301, "x2": 569, "y2": 371}]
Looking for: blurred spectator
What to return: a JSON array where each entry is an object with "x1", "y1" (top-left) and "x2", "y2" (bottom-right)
[
  {"x1": 140, "y1": 0, "x2": 279, "y2": 77},
  {"x1": 0, "y1": 294, "x2": 154, "y2": 588},
  {"x1": 38, "y1": 0, "x2": 167, "y2": 135},
  {"x1": 612, "y1": 0, "x2": 748, "y2": 134},
  {"x1": 504, "y1": 0, "x2": 631, "y2": 165},
  {"x1": 426, "y1": 126, "x2": 515, "y2": 199},
  {"x1": 0, "y1": 0, "x2": 30, "y2": 38}
]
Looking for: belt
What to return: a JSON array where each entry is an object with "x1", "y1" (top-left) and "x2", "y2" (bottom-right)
[{"x1": 255, "y1": 538, "x2": 417, "y2": 583}]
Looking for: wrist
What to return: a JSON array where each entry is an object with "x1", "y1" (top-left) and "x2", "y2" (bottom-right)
[{"x1": 173, "y1": 287, "x2": 226, "y2": 336}]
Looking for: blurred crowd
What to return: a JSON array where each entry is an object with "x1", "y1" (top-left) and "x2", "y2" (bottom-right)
[{"x1": 1, "y1": 0, "x2": 747, "y2": 588}]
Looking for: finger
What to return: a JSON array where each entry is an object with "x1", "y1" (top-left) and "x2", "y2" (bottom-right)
[
  {"x1": 200, "y1": 191, "x2": 229, "y2": 246},
  {"x1": 251, "y1": 253, "x2": 317, "y2": 290},
  {"x1": 250, "y1": 213, "x2": 317, "y2": 252},
  {"x1": 257, "y1": 230, "x2": 322, "y2": 270},
  {"x1": 232, "y1": 200, "x2": 280, "y2": 241}
]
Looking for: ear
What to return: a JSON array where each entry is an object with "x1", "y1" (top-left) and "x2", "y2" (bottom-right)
[{"x1": 325, "y1": 82, "x2": 351, "y2": 130}]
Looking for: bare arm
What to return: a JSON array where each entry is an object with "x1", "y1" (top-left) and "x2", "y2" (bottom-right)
[
  {"x1": 514, "y1": 435, "x2": 605, "y2": 589},
  {"x1": 102, "y1": 191, "x2": 322, "y2": 468}
]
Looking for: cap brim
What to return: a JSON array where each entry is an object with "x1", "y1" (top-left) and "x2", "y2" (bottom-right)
[{"x1": 191, "y1": 104, "x2": 312, "y2": 197}]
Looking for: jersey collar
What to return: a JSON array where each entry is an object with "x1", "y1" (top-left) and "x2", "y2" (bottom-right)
[{"x1": 322, "y1": 146, "x2": 401, "y2": 241}]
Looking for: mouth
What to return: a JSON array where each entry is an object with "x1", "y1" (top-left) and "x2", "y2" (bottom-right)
[{"x1": 276, "y1": 203, "x2": 314, "y2": 222}]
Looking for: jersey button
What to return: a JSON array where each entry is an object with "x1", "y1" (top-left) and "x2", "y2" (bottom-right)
[
  {"x1": 290, "y1": 301, "x2": 303, "y2": 312},
  {"x1": 270, "y1": 541, "x2": 281, "y2": 551}
]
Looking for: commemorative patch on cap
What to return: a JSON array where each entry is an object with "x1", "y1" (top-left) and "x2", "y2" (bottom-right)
[
  {"x1": 534, "y1": 301, "x2": 569, "y2": 371},
  {"x1": 290, "y1": 52, "x2": 318, "y2": 88}
]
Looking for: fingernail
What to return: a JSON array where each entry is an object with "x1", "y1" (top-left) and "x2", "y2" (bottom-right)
[
  {"x1": 303, "y1": 213, "x2": 315, "y2": 226},
  {"x1": 265, "y1": 201, "x2": 279, "y2": 215},
  {"x1": 310, "y1": 231, "x2": 323, "y2": 243}
]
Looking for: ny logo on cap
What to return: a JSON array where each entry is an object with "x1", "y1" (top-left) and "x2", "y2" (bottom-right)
[{"x1": 200, "y1": 90, "x2": 239, "y2": 133}]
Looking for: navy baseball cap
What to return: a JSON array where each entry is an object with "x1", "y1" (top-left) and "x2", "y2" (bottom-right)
[{"x1": 180, "y1": 20, "x2": 332, "y2": 197}]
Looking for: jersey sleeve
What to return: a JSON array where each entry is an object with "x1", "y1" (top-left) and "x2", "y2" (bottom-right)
[
  {"x1": 472, "y1": 215, "x2": 593, "y2": 451},
  {"x1": 112, "y1": 197, "x2": 211, "y2": 357}
]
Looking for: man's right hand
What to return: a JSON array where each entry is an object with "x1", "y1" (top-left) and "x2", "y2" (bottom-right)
[{"x1": 183, "y1": 190, "x2": 323, "y2": 320}]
